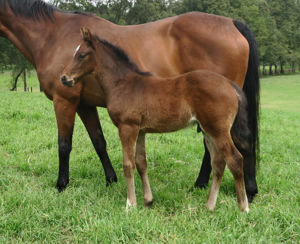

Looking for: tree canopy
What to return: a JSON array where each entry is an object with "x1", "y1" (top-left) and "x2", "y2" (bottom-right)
[{"x1": 1, "y1": 0, "x2": 299, "y2": 85}]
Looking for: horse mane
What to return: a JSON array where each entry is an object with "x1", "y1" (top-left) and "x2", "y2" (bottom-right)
[
  {"x1": 0, "y1": 0, "x2": 92, "y2": 22},
  {"x1": 95, "y1": 36, "x2": 152, "y2": 77}
]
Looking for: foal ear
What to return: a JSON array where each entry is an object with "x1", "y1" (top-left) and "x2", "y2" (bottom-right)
[{"x1": 80, "y1": 27, "x2": 92, "y2": 42}]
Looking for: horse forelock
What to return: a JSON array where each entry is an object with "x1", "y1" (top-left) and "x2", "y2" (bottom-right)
[
  {"x1": 94, "y1": 36, "x2": 152, "y2": 77},
  {"x1": 0, "y1": 0, "x2": 57, "y2": 21}
]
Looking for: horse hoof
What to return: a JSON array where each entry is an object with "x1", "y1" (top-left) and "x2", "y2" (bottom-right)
[
  {"x1": 56, "y1": 183, "x2": 67, "y2": 193},
  {"x1": 194, "y1": 182, "x2": 208, "y2": 189},
  {"x1": 56, "y1": 179, "x2": 69, "y2": 192},
  {"x1": 246, "y1": 188, "x2": 258, "y2": 203},
  {"x1": 106, "y1": 175, "x2": 118, "y2": 187}
]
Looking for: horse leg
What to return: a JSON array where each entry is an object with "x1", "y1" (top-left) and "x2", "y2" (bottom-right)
[
  {"x1": 118, "y1": 124, "x2": 139, "y2": 210},
  {"x1": 204, "y1": 137, "x2": 226, "y2": 211},
  {"x1": 216, "y1": 136, "x2": 249, "y2": 212},
  {"x1": 53, "y1": 97, "x2": 77, "y2": 192},
  {"x1": 77, "y1": 105, "x2": 117, "y2": 186},
  {"x1": 135, "y1": 132, "x2": 153, "y2": 208},
  {"x1": 243, "y1": 152, "x2": 258, "y2": 203},
  {"x1": 194, "y1": 139, "x2": 212, "y2": 188}
]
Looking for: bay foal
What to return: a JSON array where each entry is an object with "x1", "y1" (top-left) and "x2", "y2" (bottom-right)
[{"x1": 61, "y1": 28, "x2": 251, "y2": 212}]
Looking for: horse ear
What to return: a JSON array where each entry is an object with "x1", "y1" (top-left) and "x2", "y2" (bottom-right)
[{"x1": 80, "y1": 27, "x2": 92, "y2": 42}]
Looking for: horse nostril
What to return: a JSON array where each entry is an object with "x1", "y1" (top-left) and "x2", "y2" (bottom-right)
[{"x1": 61, "y1": 75, "x2": 67, "y2": 83}]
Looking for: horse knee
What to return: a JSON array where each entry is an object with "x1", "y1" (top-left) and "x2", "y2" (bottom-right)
[
  {"x1": 58, "y1": 136, "x2": 72, "y2": 159},
  {"x1": 59, "y1": 140, "x2": 72, "y2": 156}
]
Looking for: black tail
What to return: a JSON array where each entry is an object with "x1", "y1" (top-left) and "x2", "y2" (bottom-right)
[
  {"x1": 231, "y1": 81, "x2": 258, "y2": 202},
  {"x1": 233, "y1": 19, "x2": 260, "y2": 169}
]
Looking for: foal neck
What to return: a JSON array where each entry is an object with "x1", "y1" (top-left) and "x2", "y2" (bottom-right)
[{"x1": 94, "y1": 39, "x2": 150, "y2": 92}]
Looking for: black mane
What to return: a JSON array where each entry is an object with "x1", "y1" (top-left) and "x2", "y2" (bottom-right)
[
  {"x1": 0, "y1": 0, "x2": 91, "y2": 21},
  {"x1": 95, "y1": 36, "x2": 152, "y2": 77},
  {"x1": 0, "y1": 0, "x2": 56, "y2": 21}
]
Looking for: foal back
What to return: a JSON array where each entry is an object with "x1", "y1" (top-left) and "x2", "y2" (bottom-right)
[{"x1": 130, "y1": 70, "x2": 240, "y2": 135}]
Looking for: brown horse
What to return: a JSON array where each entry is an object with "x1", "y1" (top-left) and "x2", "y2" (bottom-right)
[
  {"x1": 61, "y1": 27, "x2": 251, "y2": 212},
  {"x1": 0, "y1": 0, "x2": 259, "y2": 201}
]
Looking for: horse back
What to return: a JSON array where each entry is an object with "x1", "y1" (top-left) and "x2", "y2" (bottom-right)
[{"x1": 168, "y1": 12, "x2": 249, "y2": 85}]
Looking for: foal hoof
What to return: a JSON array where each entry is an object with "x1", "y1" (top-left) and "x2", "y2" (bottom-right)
[
  {"x1": 126, "y1": 199, "x2": 137, "y2": 213},
  {"x1": 144, "y1": 200, "x2": 154, "y2": 208},
  {"x1": 205, "y1": 203, "x2": 215, "y2": 212}
]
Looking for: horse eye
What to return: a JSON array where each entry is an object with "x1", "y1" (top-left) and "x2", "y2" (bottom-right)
[{"x1": 78, "y1": 53, "x2": 87, "y2": 60}]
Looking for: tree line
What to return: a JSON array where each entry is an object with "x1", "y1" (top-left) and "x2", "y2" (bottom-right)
[{"x1": 1, "y1": 0, "x2": 299, "y2": 89}]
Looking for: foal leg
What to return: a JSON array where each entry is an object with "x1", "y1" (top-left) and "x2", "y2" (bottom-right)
[
  {"x1": 77, "y1": 105, "x2": 117, "y2": 186},
  {"x1": 217, "y1": 136, "x2": 249, "y2": 212},
  {"x1": 135, "y1": 132, "x2": 153, "y2": 208},
  {"x1": 204, "y1": 138, "x2": 226, "y2": 211},
  {"x1": 118, "y1": 124, "x2": 139, "y2": 210},
  {"x1": 53, "y1": 97, "x2": 77, "y2": 192}
]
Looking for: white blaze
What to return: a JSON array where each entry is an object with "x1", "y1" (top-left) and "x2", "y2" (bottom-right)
[{"x1": 73, "y1": 44, "x2": 81, "y2": 57}]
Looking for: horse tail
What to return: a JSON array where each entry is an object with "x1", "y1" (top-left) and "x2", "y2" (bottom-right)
[
  {"x1": 231, "y1": 79, "x2": 258, "y2": 202},
  {"x1": 233, "y1": 20, "x2": 260, "y2": 169}
]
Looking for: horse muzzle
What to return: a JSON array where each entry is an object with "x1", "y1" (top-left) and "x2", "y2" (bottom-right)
[{"x1": 61, "y1": 75, "x2": 75, "y2": 87}]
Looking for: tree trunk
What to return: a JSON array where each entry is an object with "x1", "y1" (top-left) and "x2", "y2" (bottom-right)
[
  {"x1": 10, "y1": 69, "x2": 24, "y2": 91},
  {"x1": 262, "y1": 64, "x2": 266, "y2": 75},
  {"x1": 280, "y1": 61, "x2": 285, "y2": 74},
  {"x1": 291, "y1": 61, "x2": 295, "y2": 72},
  {"x1": 274, "y1": 63, "x2": 278, "y2": 74},
  {"x1": 23, "y1": 69, "x2": 27, "y2": 92},
  {"x1": 269, "y1": 64, "x2": 273, "y2": 75}
]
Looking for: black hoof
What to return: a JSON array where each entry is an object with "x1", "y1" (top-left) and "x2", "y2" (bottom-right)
[
  {"x1": 56, "y1": 184, "x2": 67, "y2": 193},
  {"x1": 194, "y1": 181, "x2": 208, "y2": 189},
  {"x1": 106, "y1": 175, "x2": 118, "y2": 187},
  {"x1": 144, "y1": 200, "x2": 154, "y2": 208},
  {"x1": 246, "y1": 189, "x2": 258, "y2": 203},
  {"x1": 56, "y1": 179, "x2": 69, "y2": 192}
]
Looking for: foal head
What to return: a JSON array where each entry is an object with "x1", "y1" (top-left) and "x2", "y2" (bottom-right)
[{"x1": 61, "y1": 27, "x2": 97, "y2": 87}]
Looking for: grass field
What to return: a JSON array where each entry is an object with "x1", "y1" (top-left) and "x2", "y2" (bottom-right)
[{"x1": 0, "y1": 73, "x2": 299, "y2": 243}]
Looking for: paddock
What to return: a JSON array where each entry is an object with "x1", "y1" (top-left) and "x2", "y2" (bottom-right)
[{"x1": 0, "y1": 74, "x2": 299, "y2": 242}]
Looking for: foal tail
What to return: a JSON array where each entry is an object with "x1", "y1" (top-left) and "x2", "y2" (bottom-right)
[{"x1": 230, "y1": 82, "x2": 251, "y2": 154}]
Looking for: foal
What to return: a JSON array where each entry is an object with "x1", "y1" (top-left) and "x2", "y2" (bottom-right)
[{"x1": 61, "y1": 27, "x2": 251, "y2": 212}]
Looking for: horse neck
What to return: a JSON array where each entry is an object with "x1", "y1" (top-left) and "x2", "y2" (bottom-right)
[{"x1": 0, "y1": 9, "x2": 56, "y2": 67}]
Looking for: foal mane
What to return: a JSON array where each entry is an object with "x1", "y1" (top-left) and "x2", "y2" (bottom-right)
[
  {"x1": 95, "y1": 36, "x2": 152, "y2": 77},
  {"x1": 0, "y1": 0, "x2": 91, "y2": 21}
]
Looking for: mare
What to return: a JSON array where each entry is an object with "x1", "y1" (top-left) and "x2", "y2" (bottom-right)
[
  {"x1": 0, "y1": 0, "x2": 259, "y2": 201},
  {"x1": 61, "y1": 27, "x2": 252, "y2": 212}
]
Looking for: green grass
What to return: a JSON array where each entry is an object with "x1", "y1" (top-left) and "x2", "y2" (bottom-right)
[{"x1": 0, "y1": 74, "x2": 299, "y2": 243}]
